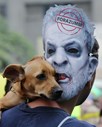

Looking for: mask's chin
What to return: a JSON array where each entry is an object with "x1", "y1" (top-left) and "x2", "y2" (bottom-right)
[{"x1": 55, "y1": 73, "x2": 73, "y2": 101}]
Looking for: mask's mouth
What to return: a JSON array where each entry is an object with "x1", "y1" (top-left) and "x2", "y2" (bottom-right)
[{"x1": 56, "y1": 73, "x2": 72, "y2": 83}]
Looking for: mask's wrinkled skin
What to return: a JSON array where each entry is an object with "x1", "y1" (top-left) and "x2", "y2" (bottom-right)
[
  {"x1": 42, "y1": 5, "x2": 98, "y2": 101},
  {"x1": 44, "y1": 24, "x2": 89, "y2": 100}
]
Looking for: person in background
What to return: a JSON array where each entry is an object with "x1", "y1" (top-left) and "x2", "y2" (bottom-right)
[{"x1": 0, "y1": 4, "x2": 99, "y2": 127}]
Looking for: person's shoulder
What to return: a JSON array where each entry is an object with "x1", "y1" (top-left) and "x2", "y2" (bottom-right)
[
  {"x1": 2, "y1": 102, "x2": 24, "y2": 116},
  {"x1": 77, "y1": 120, "x2": 96, "y2": 127},
  {"x1": 63, "y1": 117, "x2": 96, "y2": 127}
]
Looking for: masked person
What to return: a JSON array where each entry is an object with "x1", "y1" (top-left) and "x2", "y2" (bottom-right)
[{"x1": 0, "y1": 4, "x2": 99, "y2": 127}]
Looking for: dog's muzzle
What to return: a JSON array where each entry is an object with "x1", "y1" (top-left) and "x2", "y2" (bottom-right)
[
  {"x1": 51, "y1": 87, "x2": 63, "y2": 100},
  {"x1": 40, "y1": 87, "x2": 63, "y2": 100}
]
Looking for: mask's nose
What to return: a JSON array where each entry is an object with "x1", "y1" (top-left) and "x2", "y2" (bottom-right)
[{"x1": 53, "y1": 48, "x2": 68, "y2": 67}]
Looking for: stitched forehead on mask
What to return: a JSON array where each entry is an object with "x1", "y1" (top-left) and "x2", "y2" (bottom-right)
[
  {"x1": 42, "y1": 4, "x2": 95, "y2": 51},
  {"x1": 55, "y1": 7, "x2": 84, "y2": 35}
]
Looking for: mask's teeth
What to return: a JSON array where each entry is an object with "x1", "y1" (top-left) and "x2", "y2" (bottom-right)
[{"x1": 59, "y1": 74, "x2": 67, "y2": 80}]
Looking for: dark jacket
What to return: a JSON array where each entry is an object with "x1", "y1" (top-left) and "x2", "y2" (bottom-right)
[{"x1": 0, "y1": 103, "x2": 96, "y2": 127}]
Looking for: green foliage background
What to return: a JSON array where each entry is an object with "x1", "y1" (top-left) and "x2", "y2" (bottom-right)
[{"x1": 0, "y1": 16, "x2": 35, "y2": 72}]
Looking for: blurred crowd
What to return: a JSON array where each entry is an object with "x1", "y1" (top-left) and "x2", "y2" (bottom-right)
[{"x1": 71, "y1": 85, "x2": 102, "y2": 127}]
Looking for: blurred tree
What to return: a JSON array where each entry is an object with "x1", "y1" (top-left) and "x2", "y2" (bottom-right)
[{"x1": 0, "y1": 15, "x2": 35, "y2": 72}]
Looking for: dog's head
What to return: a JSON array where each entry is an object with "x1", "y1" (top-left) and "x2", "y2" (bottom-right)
[{"x1": 2, "y1": 56, "x2": 63, "y2": 100}]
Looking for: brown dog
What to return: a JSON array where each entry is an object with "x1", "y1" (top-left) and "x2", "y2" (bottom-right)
[{"x1": 0, "y1": 56, "x2": 62, "y2": 110}]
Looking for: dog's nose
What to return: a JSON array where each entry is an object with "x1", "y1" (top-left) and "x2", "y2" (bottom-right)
[{"x1": 52, "y1": 87, "x2": 63, "y2": 100}]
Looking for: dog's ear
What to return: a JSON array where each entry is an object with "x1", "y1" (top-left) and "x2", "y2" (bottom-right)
[{"x1": 2, "y1": 64, "x2": 25, "y2": 83}]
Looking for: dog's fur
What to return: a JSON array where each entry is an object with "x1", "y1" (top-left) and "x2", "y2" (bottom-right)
[{"x1": 0, "y1": 56, "x2": 62, "y2": 110}]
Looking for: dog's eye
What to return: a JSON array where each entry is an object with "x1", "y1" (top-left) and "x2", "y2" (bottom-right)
[{"x1": 36, "y1": 73, "x2": 46, "y2": 80}]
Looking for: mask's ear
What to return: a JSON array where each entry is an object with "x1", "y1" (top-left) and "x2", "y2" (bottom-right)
[
  {"x1": 2, "y1": 64, "x2": 25, "y2": 83},
  {"x1": 88, "y1": 56, "x2": 98, "y2": 81}
]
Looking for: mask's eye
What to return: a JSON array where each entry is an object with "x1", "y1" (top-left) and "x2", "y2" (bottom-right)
[
  {"x1": 36, "y1": 73, "x2": 46, "y2": 80},
  {"x1": 67, "y1": 48, "x2": 79, "y2": 54},
  {"x1": 47, "y1": 48, "x2": 55, "y2": 55},
  {"x1": 46, "y1": 43, "x2": 56, "y2": 58},
  {"x1": 65, "y1": 47, "x2": 81, "y2": 57}
]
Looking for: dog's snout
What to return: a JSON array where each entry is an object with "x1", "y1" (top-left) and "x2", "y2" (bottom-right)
[{"x1": 52, "y1": 87, "x2": 63, "y2": 100}]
